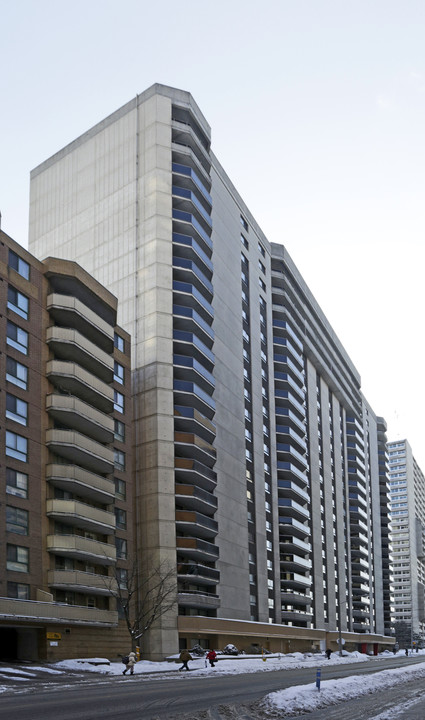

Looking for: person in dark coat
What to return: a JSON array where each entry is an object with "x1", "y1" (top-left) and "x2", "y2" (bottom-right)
[
  {"x1": 179, "y1": 649, "x2": 193, "y2": 671},
  {"x1": 206, "y1": 649, "x2": 217, "y2": 667},
  {"x1": 325, "y1": 648, "x2": 332, "y2": 660}
]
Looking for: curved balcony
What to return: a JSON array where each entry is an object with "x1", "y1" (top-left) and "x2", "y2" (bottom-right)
[
  {"x1": 279, "y1": 534, "x2": 311, "y2": 554},
  {"x1": 46, "y1": 360, "x2": 114, "y2": 413},
  {"x1": 173, "y1": 305, "x2": 214, "y2": 349},
  {"x1": 46, "y1": 499, "x2": 115, "y2": 534},
  {"x1": 46, "y1": 327, "x2": 114, "y2": 382},
  {"x1": 275, "y1": 390, "x2": 306, "y2": 420},
  {"x1": 277, "y1": 461, "x2": 308, "y2": 486},
  {"x1": 176, "y1": 537, "x2": 219, "y2": 562},
  {"x1": 173, "y1": 257, "x2": 213, "y2": 302},
  {"x1": 275, "y1": 424, "x2": 307, "y2": 453},
  {"x1": 175, "y1": 458, "x2": 217, "y2": 493},
  {"x1": 279, "y1": 516, "x2": 310, "y2": 540},
  {"x1": 177, "y1": 562, "x2": 219, "y2": 586},
  {"x1": 278, "y1": 499, "x2": 309, "y2": 523},
  {"x1": 278, "y1": 480, "x2": 310, "y2": 504},
  {"x1": 46, "y1": 429, "x2": 114, "y2": 474},
  {"x1": 172, "y1": 123, "x2": 211, "y2": 173},
  {"x1": 173, "y1": 380, "x2": 215, "y2": 420},
  {"x1": 176, "y1": 510, "x2": 218, "y2": 540},
  {"x1": 272, "y1": 337, "x2": 304, "y2": 370},
  {"x1": 48, "y1": 569, "x2": 116, "y2": 596},
  {"x1": 274, "y1": 372, "x2": 305, "y2": 402},
  {"x1": 280, "y1": 554, "x2": 311, "y2": 573},
  {"x1": 174, "y1": 431, "x2": 216, "y2": 466},
  {"x1": 280, "y1": 572, "x2": 311, "y2": 592},
  {"x1": 177, "y1": 591, "x2": 220, "y2": 610},
  {"x1": 275, "y1": 407, "x2": 306, "y2": 433},
  {"x1": 46, "y1": 463, "x2": 115, "y2": 504},
  {"x1": 172, "y1": 162, "x2": 212, "y2": 205},
  {"x1": 46, "y1": 395, "x2": 114, "y2": 444},
  {"x1": 276, "y1": 444, "x2": 308, "y2": 471},
  {"x1": 280, "y1": 609, "x2": 313, "y2": 625},
  {"x1": 173, "y1": 281, "x2": 214, "y2": 325},
  {"x1": 172, "y1": 187, "x2": 212, "y2": 235},
  {"x1": 47, "y1": 534, "x2": 116, "y2": 565},
  {"x1": 281, "y1": 590, "x2": 312, "y2": 606},
  {"x1": 175, "y1": 484, "x2": 217, "y2": 516},
  {"x1": 273, "y1": 353, "x2": 305, "y2": 384},
  {"x1": 174, "y1": 355, "x2": 215, "y2": 394},
  {"x1": 174, "y1": 405, "x2": 216, "y2": 443},
  {"x1": 172, "y1": 144, "x2": 211, "y2": 189},
  {"x1": 47, "y1": 294, "x2": 114, "y2": 351},
  {"x1": 172, "y1": 210, "x2": 212, "y2": 257}
]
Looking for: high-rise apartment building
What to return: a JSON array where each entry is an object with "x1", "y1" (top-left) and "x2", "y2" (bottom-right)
[
  {"x1": 388, "y1": 439, "x2": 425, "y2": 640},
  {"x1": 28, "y1": 83, "x2": 392, "y2": 658},
  {"x1": 0, "y1": 230, "x2": 133, "y2": 661}
]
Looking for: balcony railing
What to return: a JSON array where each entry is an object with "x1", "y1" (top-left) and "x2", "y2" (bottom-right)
[
  {"x1": 46, "y1": 499, "x2": 115, "y2": 534},
  {"x1": 0, "y1": 597, "x2": 117, "y2": 626},
  {"x1": 46, "y1": 463, "x2": 115, "y2": 504},
  {"x1": 46, "y1": 327, "x2": 114, "y2": 382},
  {"x1": 46, "y1": 360, "x2": 114, "y2": 413},
  {"x1": 46, "y1": 394, "x2": 114, "y2": 444},
  {"x1": 45, "y1": 429, "x2": 114, "y2": 474},
  {"x1": 47, "y1": 294, "x2": 114, "y2": 351},
  {"x1": 48, "y1": 569, "x2": 117, "y2": 595},
  {"x1": 47, "y1": 534, "x2": 116, "y2": 565}
]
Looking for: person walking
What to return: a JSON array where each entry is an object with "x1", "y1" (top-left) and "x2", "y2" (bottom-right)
[
  {"x1": 206, "y1": 649, "x2": 217, "y2": 667},
  {"x1": 178, "y1": 649, "x2": 193, "y2": 671},
  {"x1": 325, "y1": 648, "x2": 332, "y2": 660},
  {"x1": 122, "y1": 651, "x2": 137, "y2": 675}
]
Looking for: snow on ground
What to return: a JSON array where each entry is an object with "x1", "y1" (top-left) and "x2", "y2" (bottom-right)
[
  {"x1": 3, "y1": 648, "x2": 425, "y2": 717},
  {"x1": 264, "y1": 660, "x2": 425, "y2": 717}
]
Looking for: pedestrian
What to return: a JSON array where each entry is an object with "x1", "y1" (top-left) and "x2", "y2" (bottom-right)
[
  {"x1": 325, "y1": 648, "x2": 332, "y2": 660},
  {"x1": 178, "y1": 649, "x2": 193, "y2": 671},
  {"x1": 392, "y1": 646, "x2": 397, "y2": 655},
  {"x1": 405, "y1": 648, "x2": 409, "y2": 657},
  {"x1": 206, "y1": 649, "x2": 217, "y2": 667},
  {"x1": 122, "y1": 651, "x2": 137, "y2": 675}
]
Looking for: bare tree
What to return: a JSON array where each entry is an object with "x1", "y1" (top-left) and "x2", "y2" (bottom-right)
[{"x1": 112, "y1": 560, "x2": 177, "y2": 650}]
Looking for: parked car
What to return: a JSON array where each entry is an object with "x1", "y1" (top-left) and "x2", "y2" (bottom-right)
[{"x1": 223, "y1": 644, "x2": 239, "y2": 655}]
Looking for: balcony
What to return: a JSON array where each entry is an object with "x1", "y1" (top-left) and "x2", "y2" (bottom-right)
[
  {"x1": 46, "y1": 429, "x2": 114, "y2": 474},
  {"x1": 278, "y1": 480, "x2": 309, "y2": 504},
  {"x1": 177, "y1": 591, "x2": 220, "y2": 610},
  {"x1": 173, "y1": 380, "x2": 215, "y2": 420},
  {"x1": 280, "y1": 554, "x2": 311, "y2": 572},
  {"x1": 46, "y1": 499, "x2": 115, "y2": 534},
  {"x1": 172, "y1": 144, "x2": 211, "y2": 188},
  {"x1": 277, "y1": 462, "x2": 308, "y2": 485},
  {"x1": 174, "y1": 405, "x2": 216, "y2": 443},
  {"x1": 275, "y1": 424, "x2": 307, "y2": 453},
  {"x1": 46, "y1": 463, "x2": 115, "y2": 504},
  {"x1": 174, "y1": 431, "x2": 216, "y2": 465},
  {"x1": 279, "y1": 535, "x2": 311, "y2": 554},
  {"x1": 47, "y1": 294, "x2": 114, "y2": 351},
  {"x1": 48, "y1": 569, "x2": 116, "y2": 595},
  {"x1": 281, "y1": 590, "x2": 311, "y2": 606},
  {"x1": 278, "y1": 498, "x2": 309, "y2": 522},
  {"x1": 274, "y1": 390, "x2": 306, "y2": 420},
  {"x1": 177, "y1": 562, "x2": 219, "y2": 586},
  {"x1": 175, "y1": 484, "x2": 217, "y2": 516},
  {"x1": 47, "y1": 535, "x2": 116, "y2": 565},
  {"x1": 176, "y1": 510, "x2": 218, "y2": 539},
  {"x1": 280, "y1": 609, "x2": 313, "y2": 624},
  {"x1": 46, "y1": 360, "x2": 114, "y2": 413},
  {"x1": 174, "y1": 355, "x2": 215, "y2": 394},
  {"x1": 279, "y1": 516, "x2": 310, "y2": 540},
  {"x1": 46, "y1": 327, "x2": 114, "y2": 382},
  {"x1": 0, "y1": 597, "x2": 117, "y2": 627},
  {"x1": 276, "y1": 444, "x2": 308, "y2": 471},
  {"x1": 46, "y1": 395, "x2": 114, "y2": 444},
  {"x1": 173, "y1": 305, "x2": 214, "y2": 348},
  {"x1": 280, "y1": 572, "x2": 311, "y2": 591},
  {"x1": 173, "y1": 329, "x2": 215, "y2": 368},
  {"x1": 176, "y1": 537, "x2": 219, "y2": 562},
  {"x1": 175, "y1": 458, "x2": 217, "y2": 492}
]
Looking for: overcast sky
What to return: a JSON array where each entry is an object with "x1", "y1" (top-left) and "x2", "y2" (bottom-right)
[{"x1": 1, "y1": 0, "x2": 425, "y2": 465}]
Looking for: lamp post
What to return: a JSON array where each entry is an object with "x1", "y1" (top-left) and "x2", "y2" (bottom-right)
[{"x1": 338, "y1": 597, "x2": 346, "y2": 657}]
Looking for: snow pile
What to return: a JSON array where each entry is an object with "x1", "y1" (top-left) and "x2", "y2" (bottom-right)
[{"x1": 264, "y1": 661, "x2": 425, "y2": 716}]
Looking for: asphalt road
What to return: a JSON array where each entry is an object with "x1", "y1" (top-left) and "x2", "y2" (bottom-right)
[{"x1": 0, "y1": 655, "x2": 424, "y2": 720}]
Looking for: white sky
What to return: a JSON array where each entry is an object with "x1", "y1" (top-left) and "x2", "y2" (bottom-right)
[{"x1": 1, "y1": 0, "x2": 425, "y2": 465}]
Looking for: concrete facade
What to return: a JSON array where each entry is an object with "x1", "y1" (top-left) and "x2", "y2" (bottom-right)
[{"x1": 28, "y1": 84, "x2": 392, "y2": 658}]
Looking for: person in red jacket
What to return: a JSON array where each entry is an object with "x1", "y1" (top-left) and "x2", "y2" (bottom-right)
[{"x1": 206, "y1": 649, "x2": 217, "y2": 667}]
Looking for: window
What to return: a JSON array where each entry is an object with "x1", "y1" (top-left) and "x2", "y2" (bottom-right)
[
  {"x1": 259, "y1": 277, "x2": 266, "y2": 292},
  {"x1": 6, "y1": 506, "x2": 29, "y2": 535},
  {"x1": 114, "y1": 333, "x2": 124, "y2": 352},
  {"x1": 6, "y1": 544, "x2": 29, "y2": 572},
  {"x1": 117, "y1": 568, "x2": 128, "y2": 589},
  {"x1": 7, "y1": 286, "x2": 29, "y2": 319},
  {"x1": 114, "y1": 419, "x2": 125, "y2": 442},
  {"x1": 258, "y1": 260, "x2": 265, "y2": 274},
  {"x1": 6, "y1": 356, "x2": 28, "y2": 389},
  {"x1": 114, "y1": 477, "x2": 126, "y2": 500},
  {"x1": 258, "y1": 242, "x2": 265, "y2": 257},
  {"x1": 114, "y1": 390, "x2": 124, "y2": 413},
  {"x1": 6, "y1": 431, "x2": 28, "y2": 462},
  {"x1": 114, "y1": 361, "x2": 124, "y2": 384},
  {"x1": 115, "y1": 508, "x2": 127, "y2": 530},
  {"x1": 9, "y1": 250, "x2": 30, "y2": 280},
  {"x1": 115, "y1": 537, "x2": 127, "y2": 560},
  {"x1": 114, "y1": 449, "x2": 125, "y2": 471},
  {"x1": 6, "y1": 321, "x2": 29, "y2": 355},
  {"x1": 240, "y1": 215, "x2": 248, "y2": 231},
  {"x1": 241, "y1": 234, "x2": 249, "y2": 250},
  {"x1": 7, "y1": 582, "x2": 30, "y2": 599},
  {"x1": 6, "y1": 393, "x2": 28, "y2": 426},
  {"x1": 6, "y1": 469, "x2": 28, "y2": 498}
]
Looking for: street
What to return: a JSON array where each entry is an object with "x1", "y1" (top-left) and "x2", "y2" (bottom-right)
[{"x1": 0, "y1": 655, "x2": 424, "y2": 719}]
